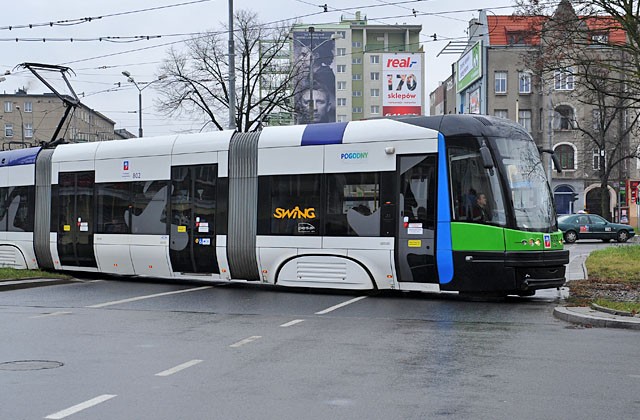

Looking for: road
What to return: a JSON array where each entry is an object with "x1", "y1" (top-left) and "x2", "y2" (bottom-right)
[{"x1": 0, "y1": 242, "x2": 638, "y2": 419}]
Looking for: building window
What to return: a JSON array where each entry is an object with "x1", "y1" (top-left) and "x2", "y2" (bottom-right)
[
  {"x1": 593, "y1": 149, "x2": 603, "y2": 170},
  {"x1": 353, "y1": 91, "x2": 362, "y2": 97},
  {"x1": 370, "y1": 72, "x2": 380, "y2": 81},
  {"x1": 353, "y1": 107, "x2": 363, "y2": 113},
  {"x1": 337, "y1": 98, "x2": 347, "y2": 106},
  {"x1": 494, "y1": 109, "x2": 508, "y2": 119},
  {"x1": 352, "y1": 57, "x2": 362, "y2": 65},
  {"x1": 337, "y1": 81, "x2": 347, "y2": 90},
  {"x1": 24, "y1": 102, "x2": 33, "y2": 113},
  {"x1": 370, "y1": 55, "x2": 380, "y2": 64},
  {"x1": 554, "y1": 144, "x2": 576, "y2": 170},
  {"x1": 370, "y1": 88, "x2": 380, "y2": 97},
  {"x1": 590, "y1": 32, "x2": 609, "y2": 44},
  {"x1": 352, "y1": 73, "x2": 362, "y2": 80},
  {"x1": 25, "y1": 123, "x2": 33, "y2": 138},
  {"x1": 337, "y1": 65, "x2": 346, "y2": 73},
  {"x1": 518, "y1": 110, "x2": 532, "y2": 132},
  {"x1": 592, "y1": 109, "x2": 602, "y2": 131},
  {"x1": 336, "y1": 31, "x2": 346, "y2": 39},
  {"x1": 554, "y1": 67, "x2": 574, "y2": 91},
  {"x1": 554, "y1": 105, "x2": 575, "y2": 130},
  {"x1": 337, "y1": 48, "x2": 347, "y2": 56},
  {"x1": 495, "y1": 71, "x2": 507, "y2": 94},
  {"x1": 337, "y1": 114, "x2": 348, "y2": 122},
  {"x1": 519, "y1": 72, "x2": 532, "y2": 94},
  {"x1": 4, "y1": 102, "x2": 12, "y2": 113},
  {"x1": 4, "y1": 124, "x2": 13, "y2": 137},
  {"x1": 370, "y1": 105, "x2": 380, "y2": 114},
  {"x1": 352, "y1": 41, "x2": 362, "y2": 48}
]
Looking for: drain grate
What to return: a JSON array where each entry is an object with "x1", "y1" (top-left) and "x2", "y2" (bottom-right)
[{"x1": 0, "y1": 360, "x2": 64, "y2": 371}]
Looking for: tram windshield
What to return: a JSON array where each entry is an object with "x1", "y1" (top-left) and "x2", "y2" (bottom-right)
[{"x1": 491, "y1": 137, "x2": 557, "y2": 232}]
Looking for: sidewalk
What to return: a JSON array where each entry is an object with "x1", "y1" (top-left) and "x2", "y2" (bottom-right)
[{"x1": 554, "y1": 306, "x2": 640, "y2": 330}]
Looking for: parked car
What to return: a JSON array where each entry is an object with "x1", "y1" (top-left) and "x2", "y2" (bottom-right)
[{"x1": 558, "y1": 214, "x2": 635, "y2": 243}]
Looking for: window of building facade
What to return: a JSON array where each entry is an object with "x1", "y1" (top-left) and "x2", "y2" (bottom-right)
[
  {"x1": 353, "y1": 90, "x2": 362, "y2": 97},
  {"x1": 337, "y1": 114, "x2": 348, "y2": 122},
  {"x1": 494, "y1": 109, "x2": 508, "y2": 119},
  {"x1": 370, "y1": 105, "x2": 380, "y2": 114},
  {"x1": 554, "y1": 144, "x2": 576, "y2": 170},
  {"x1": 337, "y1": 64, "x2": 346, "y2": 73},
  {"x1": 554, "y1": 67, "x2": 574, "y2": 90},
  {"x1": 336, "y1": 31, "x2": 346, "y2": 39},
  {"x1": 4, "y1": 102, "x2": 12, "y2": 113},
  {"x1": 24, "y1": 102, "x2": 33, "y2": 112},
  {"x1": 353, "y1": 107, "x2": 363, "y2": 113},
  {"x1": 337, "y1": 48, "x2": 347, "y2": 56},
  {"x1": 337, "y1": 97, "x2": 347, "y2": 106},
  {"x1": 519, "y1": 72, "x2": 531, "y2": 94},
  {"x1": 554, "y1": 105, "x2": 575, "y2": 130},
  {"x1": 352, "y1": 73, "x2": 362, "y2": 80},
  {"x1": 25, "y1": 123, "x2": 33, "y2": 138},
  {"x1": 518, "y1": 110, "x2": 532, "y2": 132},
  {"x1": 592, "y1": 109, "x2": 602, "y2": 131},
  {"x1": 352, "y1": 41, "x2": 362, "y2": 48},
  {"x1": 337, "y1": 81, "x2": 347, "y2": 90},
  {"x1": 495, "y1": 71, "x2": 507, "y2": 94},
  {"x1": 370, "y1": 72, "x2": 380, "y2": 80},
  {"x1": 371, "y1": 88, "x2": 380, "y2": 97},
  {"x1": 593, "y1": 149, "x2": 603, "y2": 170},
  {"x1": 352, "y1": 57, "x2": 362, "y2": 64},
  {"x1": 4, "y1": 124, "x2": 13, "y2": 137},
  {"x1": 370, "y1": 55, "x2": 380, "y2": 64}
]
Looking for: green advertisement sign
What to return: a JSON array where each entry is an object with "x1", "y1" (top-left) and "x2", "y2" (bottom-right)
[{"x1": 456, "y1": 41, "x2": 482, "y2": 93}]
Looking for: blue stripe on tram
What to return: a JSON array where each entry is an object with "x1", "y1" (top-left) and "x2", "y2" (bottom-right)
[
  {"x1": 436, "y1": 132, "x2": 454, "y2": 284},
  {"x1": 301, "y1": 122, "x2": 348, "y2": 146}
]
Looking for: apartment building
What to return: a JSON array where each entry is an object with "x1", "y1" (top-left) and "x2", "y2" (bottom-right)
[{"x1": 1, "y1": 90, "x2": 117, "y2": 150}]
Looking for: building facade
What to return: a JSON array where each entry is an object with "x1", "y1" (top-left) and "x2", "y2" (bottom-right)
[
  {"x1": 1, "y1": 90, "x2": 118, "y2": 150},
  {"x1": 431, "y1": 3, "x2": 640, "y2": 227}
]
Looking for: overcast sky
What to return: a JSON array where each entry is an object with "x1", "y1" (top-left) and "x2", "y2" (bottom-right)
[{"x1": 0, "y1": 0, "x2": 514, "y2": 137}]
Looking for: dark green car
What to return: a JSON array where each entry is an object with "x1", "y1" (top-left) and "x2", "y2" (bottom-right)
[{"x1": 558, "y1": 214, "x2": 635, "y2": 243}]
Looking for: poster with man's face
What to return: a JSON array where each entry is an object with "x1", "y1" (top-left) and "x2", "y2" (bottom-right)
[{"x1": 292, "y1": 31, "x2": 336, "y2": 124}]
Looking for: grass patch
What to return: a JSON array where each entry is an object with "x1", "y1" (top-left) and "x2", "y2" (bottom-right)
[
  {"x1": 593, "y1": 299, "x2": 640, "y2": 315},
  {"x1": 0, "y1": 267, "x2": 71, "y2": 280},
  {"x1": 584, "y1": 245, "x2": 640, "y2": 283}
]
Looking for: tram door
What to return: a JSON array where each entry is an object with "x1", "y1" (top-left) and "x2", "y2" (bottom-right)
[
  {"x1": 57, "y1": 171, "x2": 97, "y2": 267},
  {"x1": 169, "y1": 165, "x2": 219, "y2": 274},
  {"x1": 395, "y1": 155, "x2": 438, "y2": 283}
]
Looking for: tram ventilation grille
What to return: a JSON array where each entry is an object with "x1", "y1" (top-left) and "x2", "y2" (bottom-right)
[
  {"x1": 296, "y1": 261, "x2": 348, "y2": 281},
  {"x1": 0, "y1": 248, "x2": 17, "y2": 267}
]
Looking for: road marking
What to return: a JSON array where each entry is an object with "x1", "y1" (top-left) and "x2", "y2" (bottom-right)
[
  {"x1": 155, "y1": 359, "x2": 203, "y2": 377},
  {"x1": 280, "y1": 319, "x2": 305, "y2": 327},
  {"x1": 85, "y1": 286, "x2": 212, "y2": 308},
  {"x1": 45, "y1": 394, "x2": 116, "y2": 419},
  {"x1": 30, "y1": 311, "x2": 72, "y2": 319},
  {"x1": 230, "y1": 335, "x2": 262, "y2": 348},
  {"x1": 315, "y1": 296, "x2": 367, "y2": 315}
]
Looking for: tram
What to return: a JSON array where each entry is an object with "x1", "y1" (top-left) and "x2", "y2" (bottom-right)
[{"x1": 0, "y1": 115, "x2": 568, "y2": 295}]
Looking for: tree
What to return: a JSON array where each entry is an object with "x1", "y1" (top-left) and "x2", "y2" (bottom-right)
[
  {"x1": 516, "y1": 0, "x2": 640, "y2": 219},
  {"x1": 155, "y1": 10, "x2": 302, "y2": 132}
]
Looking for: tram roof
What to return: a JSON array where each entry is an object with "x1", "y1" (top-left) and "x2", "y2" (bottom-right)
[
  {"x1": 0, "y1": 147, "x2": 41, "y2": 167},
  {"x1": 390, "y1": 115, "x2": 531, "y2": 139}
]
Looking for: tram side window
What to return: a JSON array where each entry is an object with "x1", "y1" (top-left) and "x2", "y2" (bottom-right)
[
  {"x1": 259, "y1": 174, "x2": 322, "y2": 236},
  {"x1": 96, "y1": 183, "x2": 131, "y2": 233},
  {"x1": 130, "y1": 181, "x2": 169, "y2": 234},
  {"x1": 0, "y1": 186, "x2": 35, "y2": 232},
  {"x1": 325, "y1": 172, "x2": 380, "y2": 236},
  {"x1": 448, "y1": 141, "x2": 506, "y2": 226}
]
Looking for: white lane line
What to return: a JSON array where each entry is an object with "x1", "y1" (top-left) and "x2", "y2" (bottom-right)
[
  {"x1": 155, "y1": 359, "x2": 203, "y2": 377},
  {"x1": 230, "y1": 335, "x2": 262, "y2": 348},
  {"x1": 280, "y1": 319, "x2": 305, "y2": 327},
  {"x1": 86, "y1": 286, "x2": 212, "y2": 308},
  {"x1": 30, "y1": 311, "x2": 72, "y2": 319},
  {"x1": 45, "y1": 394, "x2": 117, "y2": 419},
  {"x1": 315, "y1": 296, "x2": 368, "y2": 315}
]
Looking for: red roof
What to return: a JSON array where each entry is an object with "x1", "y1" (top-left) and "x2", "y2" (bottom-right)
[{"x1": 487, "y1": 15, "x2": 626, "y2": 46}]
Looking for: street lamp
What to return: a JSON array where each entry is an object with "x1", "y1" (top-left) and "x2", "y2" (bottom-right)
[
  {"x1": 121, "y1": 71, "x2": 167, "y2": 138},
  {"x1": 15, "y1": 104, "x2": 24, "y2": 147}
]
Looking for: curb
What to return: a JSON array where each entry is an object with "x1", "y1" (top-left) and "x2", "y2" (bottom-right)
[{"x1": 553, "y1": 306, "x2": 640, "y2": 330}]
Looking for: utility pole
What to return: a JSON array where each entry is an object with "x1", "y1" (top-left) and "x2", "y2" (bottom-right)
[{"x1": 228, "y1": 0, "x2": 236, "y2": 130}]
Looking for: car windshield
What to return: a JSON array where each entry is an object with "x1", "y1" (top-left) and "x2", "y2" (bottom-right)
[{"x1": 491, "y1": 136, "x2": 557, "y2": 232}]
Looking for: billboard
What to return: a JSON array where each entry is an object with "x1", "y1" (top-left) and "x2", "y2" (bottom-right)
[
  {"x1": 382, "y1": 53, "x2": 422, "y2": 116},
  {"x1": 292, "y1": 31, "x2": 337, "y2": 124},
  {"x1": 456, "y1": 41, "x2": 482, "y2": 93}
]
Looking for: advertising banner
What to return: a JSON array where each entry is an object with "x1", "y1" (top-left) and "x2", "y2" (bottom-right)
[
  {"x1": 456, "y1": 41, "x2": 482, "y2": 93},
  {"x1": 292, "y1": 31, "x2": 336, "y2": 124},
  {"x1": 382, "y1": 53, "x2": 422, "y2": 116}
]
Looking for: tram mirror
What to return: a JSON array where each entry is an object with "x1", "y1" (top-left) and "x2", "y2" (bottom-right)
[{"x1": 479, "y1": 145, "x2": 494, "y2": 170}]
